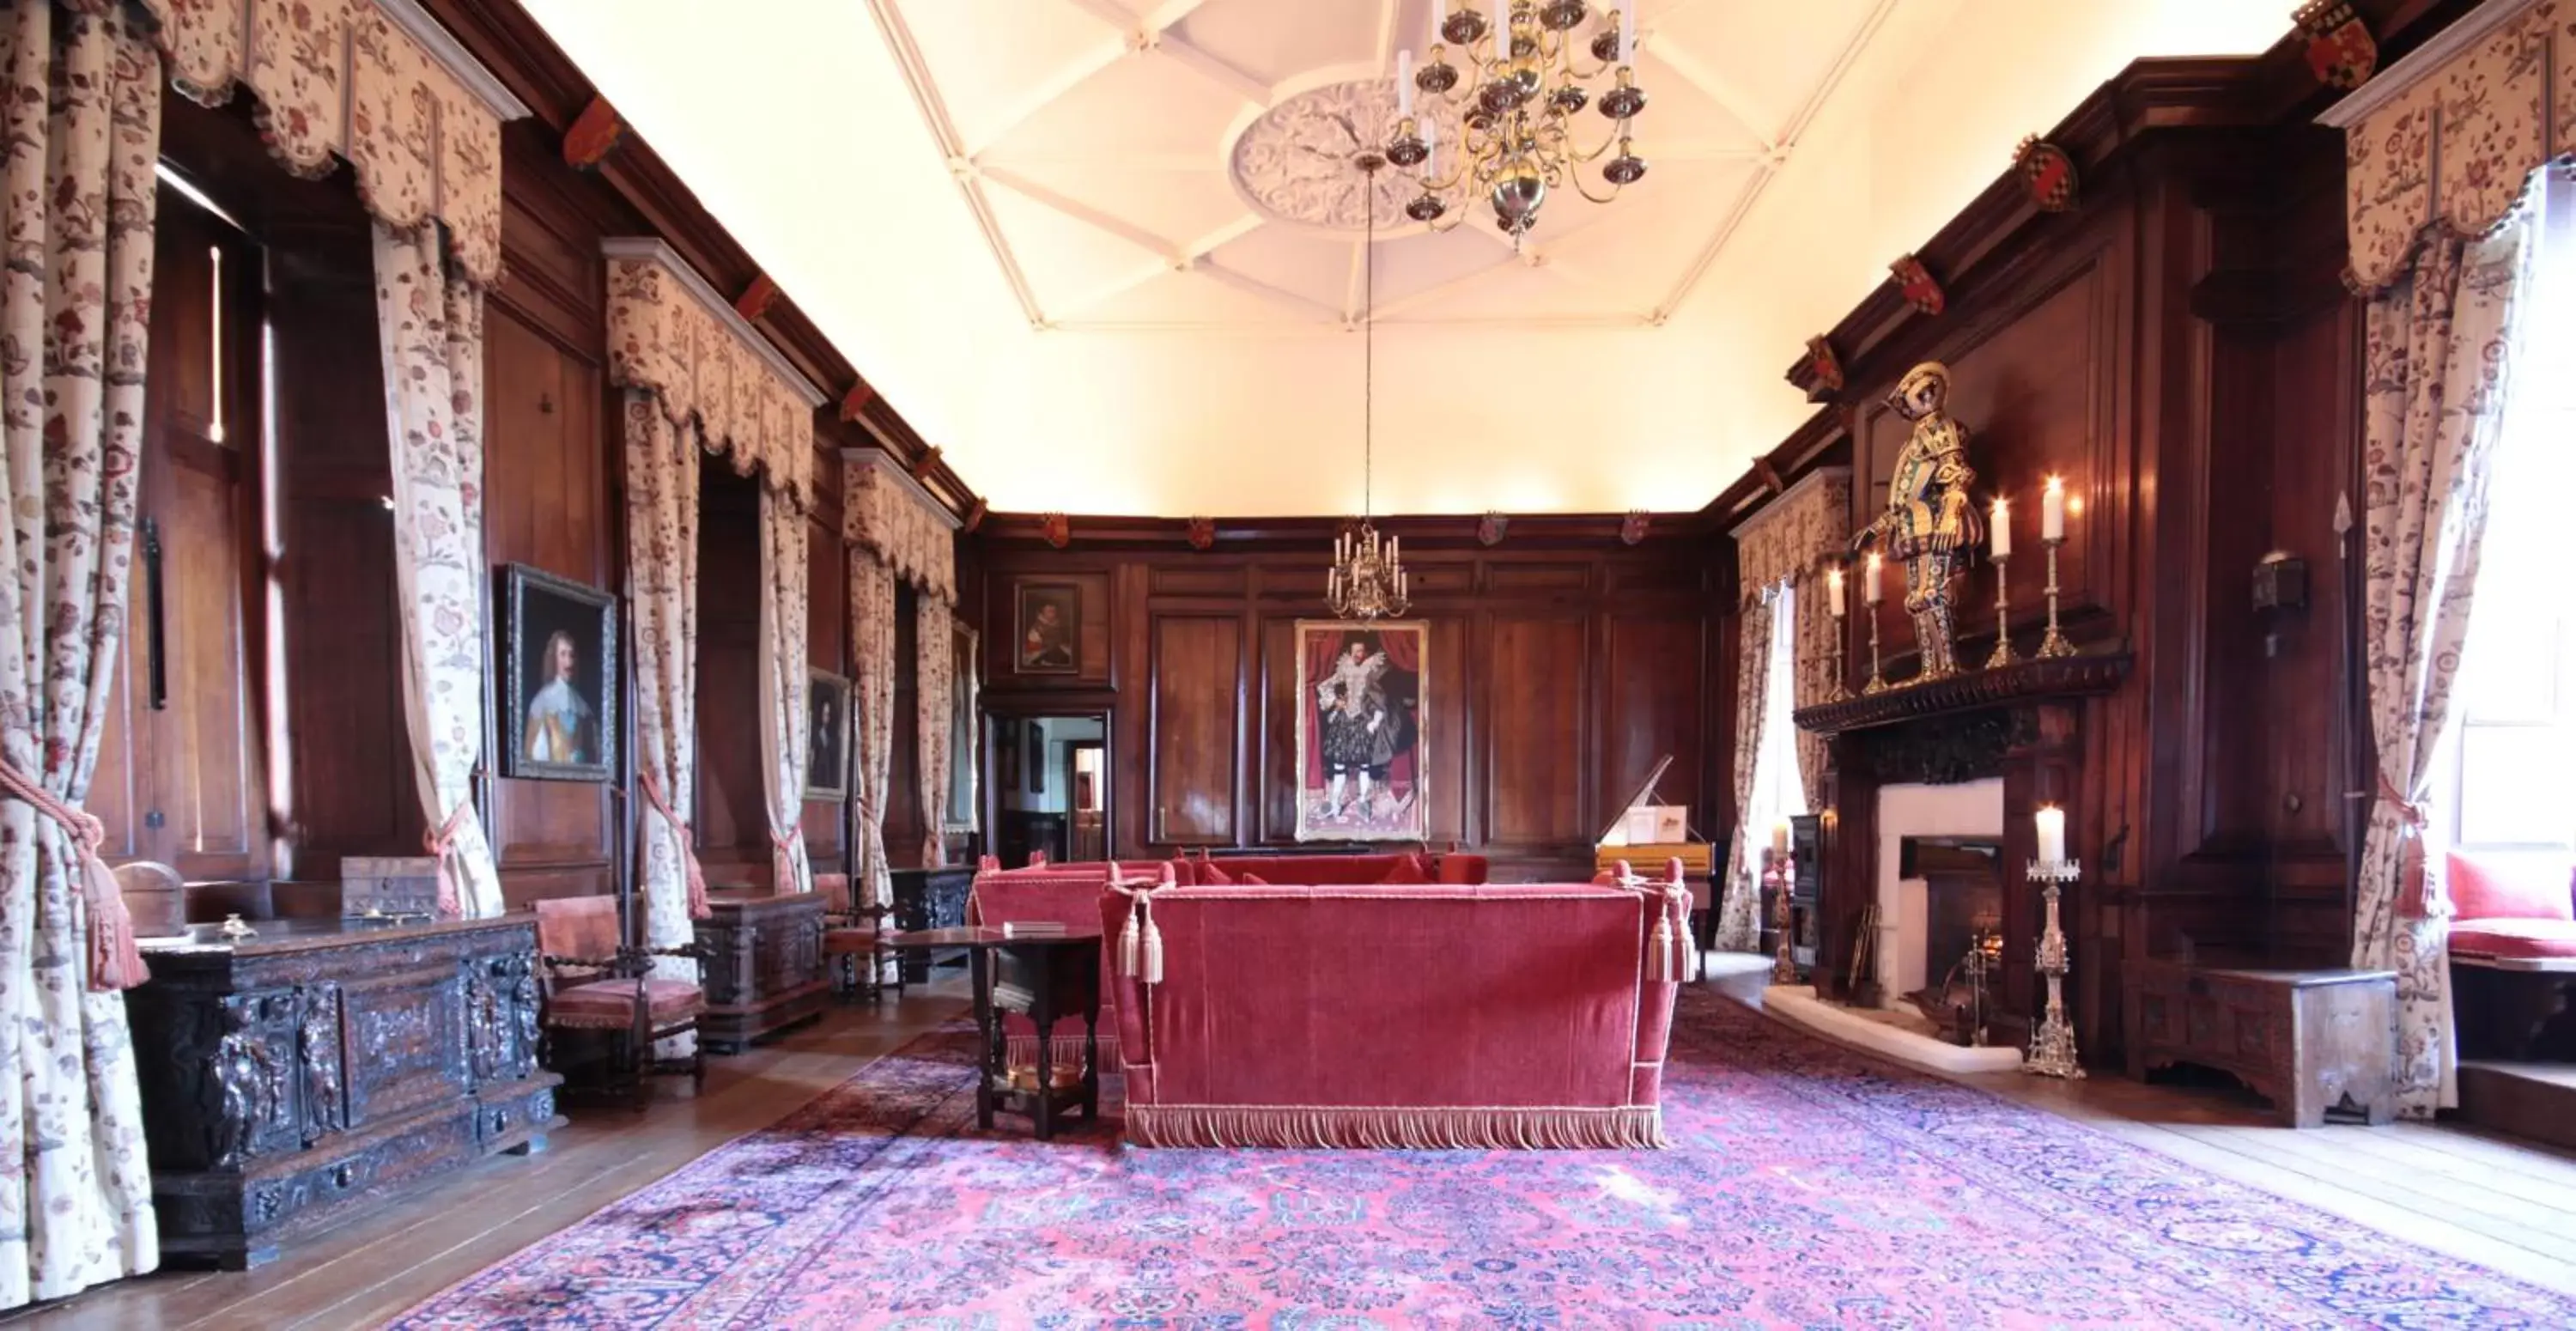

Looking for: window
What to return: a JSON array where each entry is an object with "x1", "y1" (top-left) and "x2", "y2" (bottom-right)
[
  {"x1": 1741, "y1": 585, "x2": 1806, "y2": 877},
  {"x1": 2449, "y1": 172, "x2": 2576, "y2": 854}
]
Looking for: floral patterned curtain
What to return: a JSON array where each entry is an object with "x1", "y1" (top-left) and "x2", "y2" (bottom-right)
[
  {"x1": 1720, "y1": 469, "x2": 1850, "y2": 952},
  {"x1": 144, "y1": 0, "x2": 512, "y2": 285},
  {"x1": 2321, "y1": 0, "x2": 2572, "y2": 296},
  {"x1": 2354, "y1": 210, "x2": 2540, "y2": 1119},
  {"x1": 915, "y1": 594, "x2": 953, "y2": 866},
  {"x1": 758, "y1": 490, "x2": 811, "y2": 895},
  {"x1": 1715, "y1": 599, "x2": 1772, "y2": 952},
  {"x1": 0, "y1": 0, "x2": 163, "y2": 1304},
  {"x1": 371, "y1": 220, "x2": 502, "y2": 918},
  {"x1": 623, "y1": 393, "x2": 707, "y2": 1020},
  {"x1": 850, "y1": 551, "x2": 898, "y2": 926}
]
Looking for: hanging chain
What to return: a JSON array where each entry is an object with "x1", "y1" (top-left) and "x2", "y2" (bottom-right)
[{"x1": 1364, "y1": 173, "x2": 1376, "y2": 522}]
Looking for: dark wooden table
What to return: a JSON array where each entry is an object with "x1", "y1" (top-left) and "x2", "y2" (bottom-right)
[{"x1": 886, "y1": 927, "x2": 1102, "y2": 1140}]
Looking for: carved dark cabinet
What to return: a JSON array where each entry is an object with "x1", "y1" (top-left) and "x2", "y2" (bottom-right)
[
  {"x1": 890, "y1": 866, "x2": 974, "y2": 983},
  {"x1": 694, "y1": 891, "x2": 830, "y2": 1053},
  {"x1": 126, "y1": 916, "x2": 564, "y2": 1268}
]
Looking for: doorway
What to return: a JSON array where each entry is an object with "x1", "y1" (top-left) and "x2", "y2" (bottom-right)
[{"x1": 993, "y1": 713, "x2": 1109, "y2": 867}]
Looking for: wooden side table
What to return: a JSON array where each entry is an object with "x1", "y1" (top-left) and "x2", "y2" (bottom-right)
[
  {"x1": 887, "y1": 927, "x2": 1102, "y2": 1140},
  {"x1": 2127, "y1": 961, "x2": 2397, "y2": 1127}
]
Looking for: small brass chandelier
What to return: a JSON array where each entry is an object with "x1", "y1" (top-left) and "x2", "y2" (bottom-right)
[
  {"x1": 1327, "y1": 161, "x2": 1410, "y2": 623},
  {"x1": 1385, "y1": 1, "x2": 1648, "y2": 238}
]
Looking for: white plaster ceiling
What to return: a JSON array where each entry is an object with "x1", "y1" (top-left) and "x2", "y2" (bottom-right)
[{"x1": 520, "y1": 0, "x2": 2290, "y2": 518}]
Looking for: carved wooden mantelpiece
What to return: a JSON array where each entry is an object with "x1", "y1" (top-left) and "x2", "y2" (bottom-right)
[
  {"x1": 695, "y1": 892, "x2": 830, "y2": 1052},
  {"x1": 126, "y1": 915, "x2": 563, "y2": 1269},
  {"x1": 1793, "y1": 652, "x2": 2132, "y2": 737}
]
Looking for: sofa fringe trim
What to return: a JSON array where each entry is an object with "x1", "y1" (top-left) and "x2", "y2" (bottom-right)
[{"x1": 1124, "y1": 1103, "x2": 1667, "y2": 1150}]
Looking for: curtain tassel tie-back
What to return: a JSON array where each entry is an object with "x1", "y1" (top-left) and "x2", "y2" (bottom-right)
[
  {"x1": 640, "y1": 769, "x2": 711, "y2": 920},
  {"x1": 770, "y1": 830, "x2": 803, "y2": 896},
  {"x1": 0, "y1": 760, "x2": 146, "y2": 992},
  {"x1": 2375, "y1": 770, "x2": 2445, "y2": 920},
  {"x1": 423, "y1": 799, "x2": 480, "y2": 919}
]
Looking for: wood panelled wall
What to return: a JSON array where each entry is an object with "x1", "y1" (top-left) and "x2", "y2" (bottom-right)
[
  {"x1": 968, "y1": 526, "x2": 1722, "y2": 881},
  {"x1": 1720, "y1": 3, "x2": 2477, "y2": 1064},
  {"x1": 136, "y1": 70, "x2": 919, "y2": 907}
]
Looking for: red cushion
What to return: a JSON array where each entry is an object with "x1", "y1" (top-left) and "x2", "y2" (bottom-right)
[
  {"x1": 1377, "y1": 854, "x2": 1431, "y2": 885},
  {"x1": 548, "y1": 977, "x2": 704, "y2": 1030},
  {"x1": 1196, "y1": 860, "x2": 1233, "y2": 886},
  {"x1": 2448, "y1": 852, "x2": 2575, "y2": 922},
  {"x1": 2449, "y1": 918, "x2": 2576, "y2": 961}
]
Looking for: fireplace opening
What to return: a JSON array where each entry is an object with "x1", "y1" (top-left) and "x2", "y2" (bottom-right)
[{"x1": 1900, "y1": 836, "x2": 2003, "y2": 1043}]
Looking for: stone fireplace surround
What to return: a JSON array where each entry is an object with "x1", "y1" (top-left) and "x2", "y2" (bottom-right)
[{"x1": 1876, "y1": 785, "x2": 2004, "y2": 1005}]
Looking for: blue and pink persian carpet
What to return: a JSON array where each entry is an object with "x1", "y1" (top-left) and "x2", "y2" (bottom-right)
[{"x1": 391, "y1": 992, "x2": 2576, "y2": 1328}]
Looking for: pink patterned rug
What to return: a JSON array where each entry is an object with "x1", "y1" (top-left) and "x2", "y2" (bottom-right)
[{"x1": 389, "y1": 991, "x2": 2575, "y2": 1328}]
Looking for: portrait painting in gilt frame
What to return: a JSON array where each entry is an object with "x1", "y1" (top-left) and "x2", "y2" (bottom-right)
[
  {"x1": 1292, "y1": 619, "x2": 1429, "y2": 842},
  {"x1": 805, "y1": 668, "x2": 852, "y2": 800},
  {"x1": 499, "y1": 564, "x2": 617, "y2": 783},
  {"x1": 1015, "y1": 581, "x2": 1081, "y2": 675}
]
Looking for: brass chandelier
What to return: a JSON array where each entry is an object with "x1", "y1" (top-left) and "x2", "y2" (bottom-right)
[
  {"x1": 1327, "y1": 166, "x2": 1409, "y2": 623},
  {"x1": 1386, "y1": 1, "x2": 1648, "y2": 238}
]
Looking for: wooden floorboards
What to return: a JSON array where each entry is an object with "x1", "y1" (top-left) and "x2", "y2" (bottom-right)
[
  {"x1": 0, "y1": 983, "x2": 973, "y2": 1331},
  {"x1": 11, "y1": 963, "x2": 2576, "y2": 1328}
]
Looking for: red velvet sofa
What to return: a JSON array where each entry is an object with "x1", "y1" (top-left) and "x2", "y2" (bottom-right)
[
  {"x1": 1099, "y1": 876, "x2": 1687, "y2": 1149},
  {"x1": 1173, "y1": 850, "x2": 1488, "y2": 886}
]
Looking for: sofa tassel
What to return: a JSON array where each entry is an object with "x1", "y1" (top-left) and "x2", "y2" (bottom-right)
[
  {"x1": 1647, "y1": 912, "x2": 1673, "y2": 983},
  {"x1": 1139, "y1": 894, "x2": 1165, "y2": 986},
  {"x1": 1119, "y1": 900, "x2": 1142, "y2": 977}
]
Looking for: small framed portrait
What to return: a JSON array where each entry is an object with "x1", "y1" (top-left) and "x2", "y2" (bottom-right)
[
  {"x1": 805, "y1": 669, "x2": 852, "y2": 800},
  {"x1": 499, "y1": 565, "x2": 617, "y2": 783},
  {"x1": 1014, "y1": 582, "x2": 1081, "y2": 675}
]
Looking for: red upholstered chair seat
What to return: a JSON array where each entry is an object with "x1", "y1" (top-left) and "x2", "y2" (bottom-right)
[
  {"x1": 546, "y1": 976, "x2": 706, "y2": 1030},
  {"x1": 2447, "y1": 918, "x2": 2576, "y2": 963},
  {"x1": 823, "y1": 926, "x2": 879, "y2": 955}
]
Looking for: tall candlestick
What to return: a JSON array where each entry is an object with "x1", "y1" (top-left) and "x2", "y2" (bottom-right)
[
  {"x1": 2025, "y1": 855, "x2": 2084, "y2": 1079},
  {"x1": 1985, "y1": 538, "x2": 2016, "y2": 670},
  {"x1": 1396, "y1": 50, "x2": 1413, "y2": 117},
  {"x1": 2034, "y1": 805, "x2": 2066, "y2": 864},
  {"x1": 1826, "y1": 566, "x2": 1846, "y2": 618},
  {"x1": 1990, "y1": 496, "x2": 2011, "y2": 559},
  {"x1": 1862, "y1": 557, "x2": 1888, "y2": 695},
  {"x1": 2042, "y1": 475, "x2": 2065, "y2": 541},
  {"x1": 1863, "y1": 552, "x2": 1883, "y2": 605}
]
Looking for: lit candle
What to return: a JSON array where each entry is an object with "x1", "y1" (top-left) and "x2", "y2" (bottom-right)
[
  {"x1": 1389, "y1": 533, "x2": 1400, "y2": 562},
  {"x1": 1771, "y1": 819, "x2": 1790, "y2": 857},
  {"x1": 1616, "y1": 0, "x2": 1636, "y2": 65},
  {"x1": 1397, "y1": 49, "x2": 1413, "y2": 119},
  {"x1": 2035, "y1": 805, "x2": 2066, "y2": 865},
  {"x1": 2042, "y1": 476, "x2": 2065, "y2": 542},
  {"x1": 1826, "y1": 566, "x2": 1846, "y2": 617},
  {"x1": 1863, "y1": 552, "x2": 1883, "y2": 605},
  {"x1": 1990, "y1": 496, "x2": 2011, "y2": 559}
]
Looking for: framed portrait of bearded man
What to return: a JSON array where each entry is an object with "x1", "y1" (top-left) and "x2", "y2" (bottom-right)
[{"x1": 1292, "y1": 620, "x2": 1428, "y2": 842}]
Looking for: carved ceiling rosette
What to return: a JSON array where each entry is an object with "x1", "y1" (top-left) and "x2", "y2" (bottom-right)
[{"x1": 1230, "y1": 80, "x2": 1462, "y2": 231}]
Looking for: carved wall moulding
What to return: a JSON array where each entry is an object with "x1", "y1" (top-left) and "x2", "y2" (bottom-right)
[
  {"x1": 1042, "y1": 513, "x2": 1072, "y2": 550},
  {"x1": 563, "y1": 94, "x2": 625, "y2": 168},
  {"x1": 1794, "y1": 652, "x2": 2132, "y2": 737},
  {"x1": 1478, "y1": 512, "x2": 1510, "y2": 547},
  {"x1": 2295, "y1": 0, "x2": 2379, "y2": 88},
  {"x1": 1621, "y1": 511, "x2": 1651, "y2": 546},
  {"x1": 733, "y1": 274, "x2": 781, "y2": 322},
  {"x1": 1186, "y1": 516, "x2": 1217, "y2": 551},
  {"x1": 1789, "y1": 335, "x2": 1845, "y2": 403}
]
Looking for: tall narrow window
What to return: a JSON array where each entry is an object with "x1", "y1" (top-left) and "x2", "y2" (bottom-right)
[
  {"x1": 205, "y1": 246, "x2": 225, "y2": 444},
  {"x1": 2449, "y1": 172, "x2": 2576, "y2": 856},
  {"x1": 1742, "y1": 585, "x2": 1806, "y2": 877}
]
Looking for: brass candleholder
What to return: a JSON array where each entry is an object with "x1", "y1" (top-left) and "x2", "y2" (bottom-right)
[
  {"x1": 1828, "y1": 602, "x2": 1850, "y2": 702},
  {"x1": 1862, "y1": 595, "x2": 1889, "y2": 694},
  {"x1": 2024, "y1": 858, "x2": 2084, "y2": 1079},
  {"x1": 1766, "y1": 851, "x2": 1797, "y2": 984},
  {"x1": 2035, "y1": 536, "x2": 2074, "y2": 658},
  {"x1": 1985, "y1": 552, "x2": 2017, "y2": 669}
]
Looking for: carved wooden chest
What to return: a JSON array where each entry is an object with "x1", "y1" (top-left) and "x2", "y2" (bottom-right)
[
  {"x1": 2126, "y1": 961, "x2": 2398, "y2": 1127},
  {"x1": 696, "y1": 891, "x2": 829, "y2": 1053},
  {"x1": 126, "y1": 915, "x2": 565, "y2": 1267},
  {"x1": 891, "y1": 866, "x2": 975, "y2": 983}
]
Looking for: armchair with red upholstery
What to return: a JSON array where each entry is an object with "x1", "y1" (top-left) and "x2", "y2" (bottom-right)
[{"x1": 533, "y1": 896, "x2": 712, "y2": 1108}]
